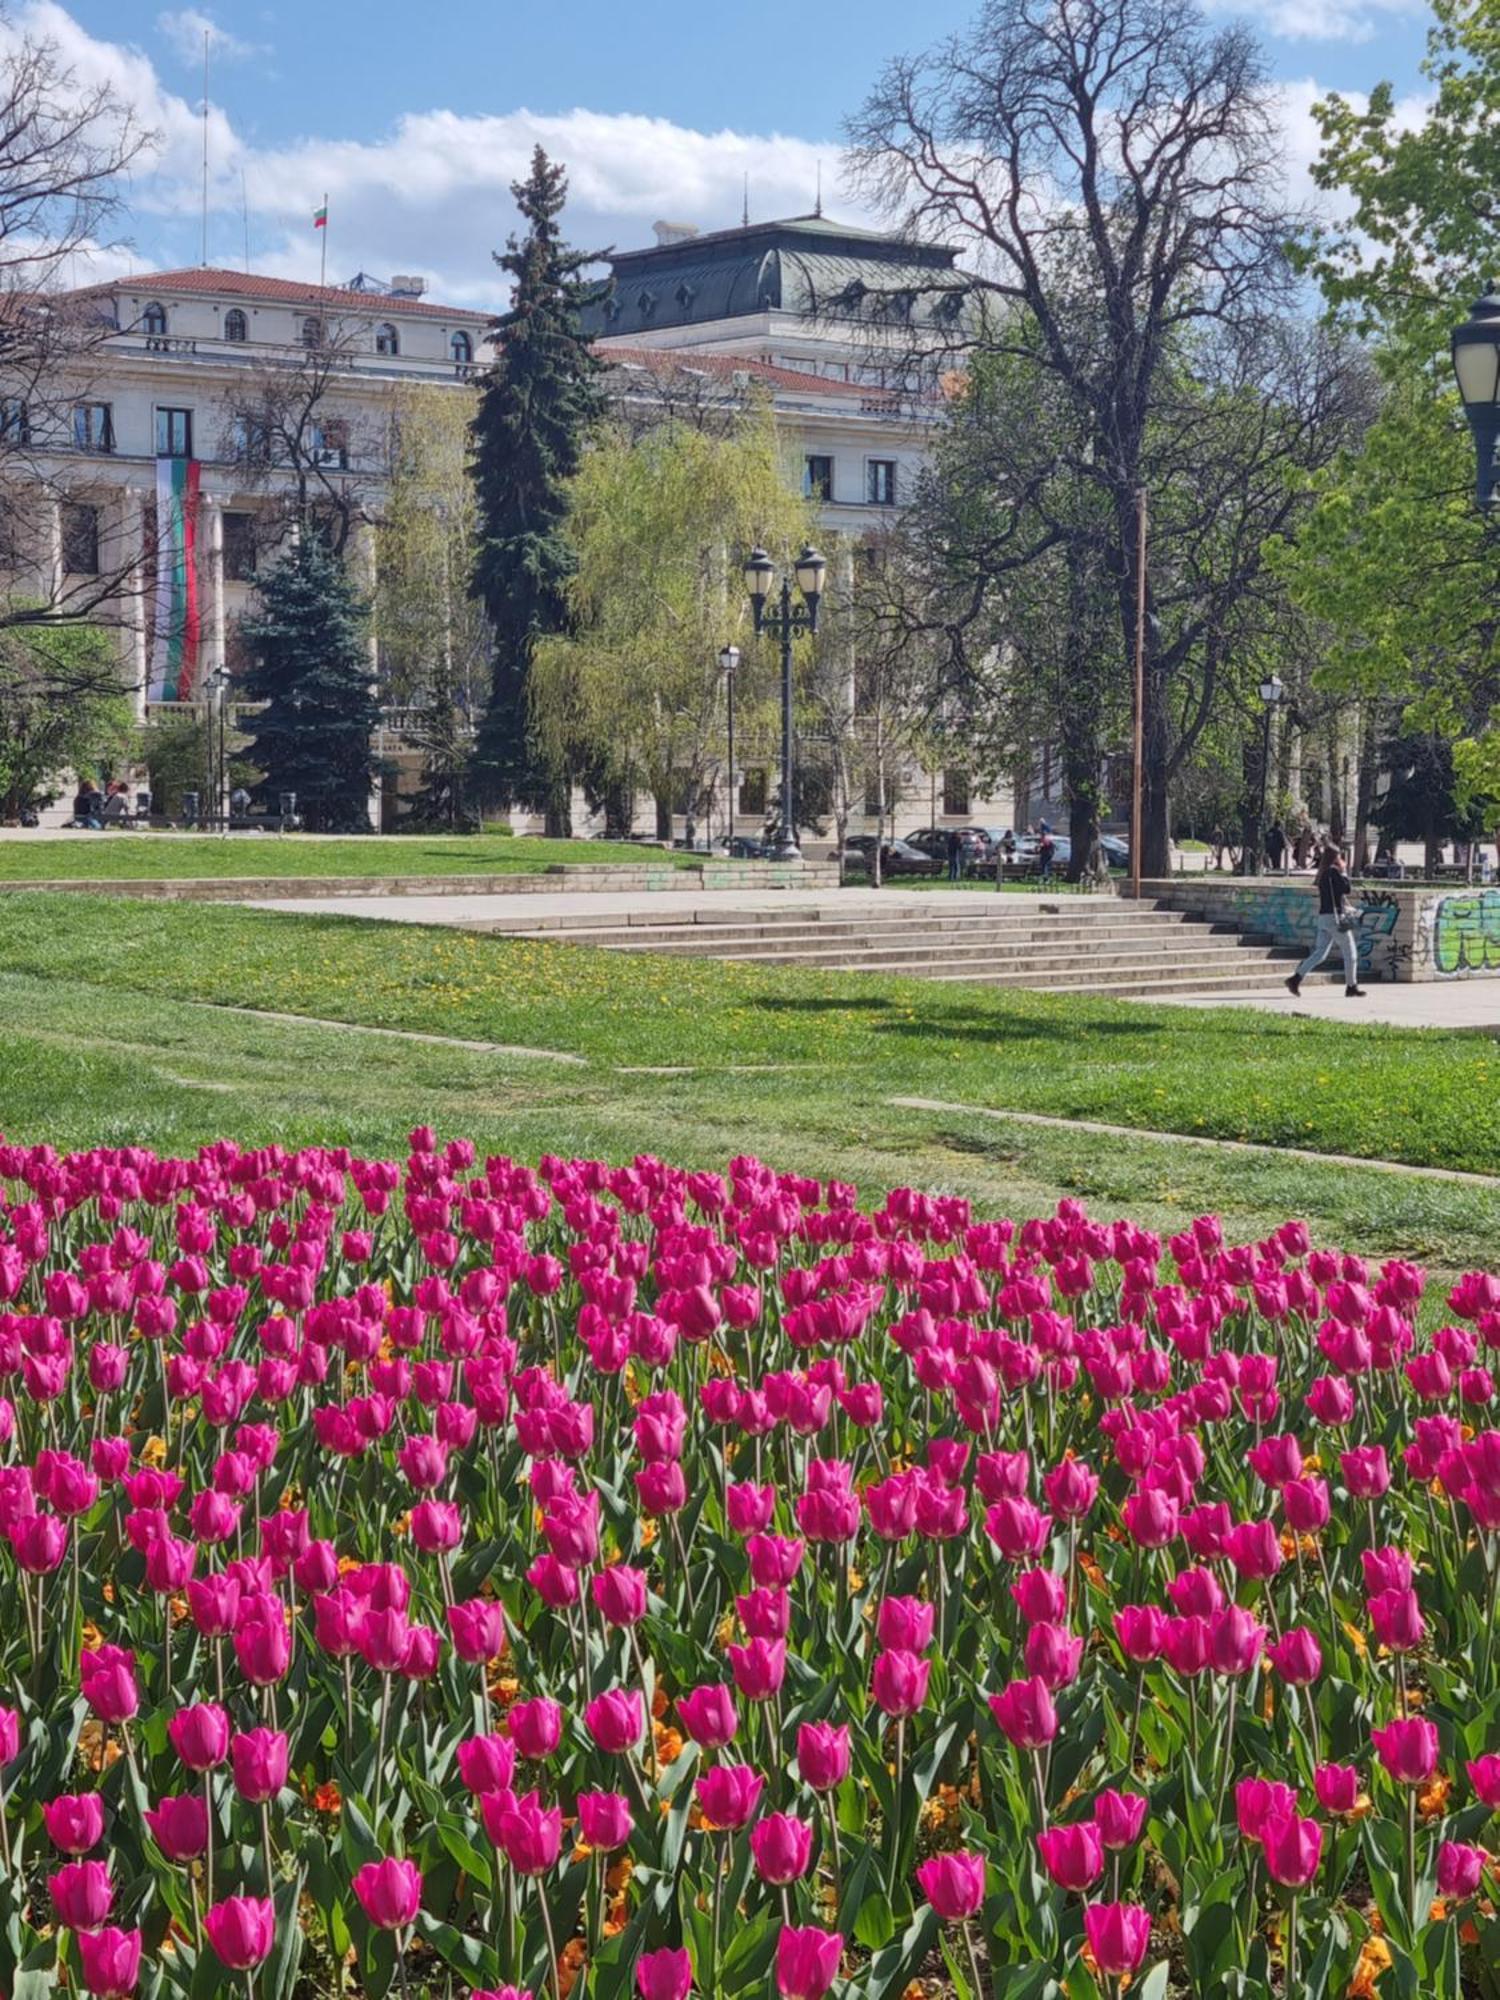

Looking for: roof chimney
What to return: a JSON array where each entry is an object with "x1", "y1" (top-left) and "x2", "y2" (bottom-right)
[
  {"x1": 652, "y1": 221, "x2": 699, "y2": 247},
  {"x1": 389, "y1": 274, "x2": 427, "y2": 297}
]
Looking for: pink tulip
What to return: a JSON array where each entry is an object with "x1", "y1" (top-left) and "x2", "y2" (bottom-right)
[
  {"x1": 593, "y1": 1565, "x2": 648, "y2": 1626},
  {"x1": 458, "y1": 1733, "x2": 517, "y2": 1797},
  {"x1": 1468, "y1": 1754, "x2": 1500, "y2": 1808},
  {"x1": 876, "y1": 1597, "x2": 935, "y2": 1653},
  {"x1": 449, "y1": 1598, "x2": 506, "y2": 1664},
  {"x1": 1094, "y1": 1790, "x2": 1148, "y2": 1850},
  {"x1": 1082, "y1": 1902, "x2": 1151, "y2": 1977},
  {"x1": 230, "y1": 1729, "x2": 288, "y2": 1805},
  {"x1": 508, "y1": 1697, "x2": 563, "y2": 1761},
  {"x1": 204, "y1": 1895, "x2": 275, "y2": 1969},
  {"x1": 728, "y1": 1637, "x2": 787, "y2": 1702},
  {"x1": 1262, "y1": 1812, "x2": 1323, "y2": 1889},
  {"x1": 145, "y1": 1794, "x2": 209, "y2": 1862},
  {"x1": 168, "y1": 1703, "x2": 230, "y2": 1773},
  {"x1": 1113, "y1": 1605, "x2": 1167, "y2": 1664},
  {"x1": 1368, "y1": 1588, "x2": 1425, "y2": 1655},
  {"x1": 636, "y1": 1948, "x2": 692, "y2": 2000},
  {"x1": 354, "y1": 1857, "x2": 423, "y2": 1929},
  {"x1": 1236, "y1": 1778, "x2": 1299, "y2": 1844},
  {"x1": 585, "y1": 1688, "x2": 645, "y2": 1755},
  {"x1": 80, "y1": 1647, "x2": 138, "y2": 1724},
  {"x1": 577, "y1": 1791, "x2": 633, "y2": 1850},
  {"x1": 1314, "y1": 1763, "x2": 1361, "y2": 1814},
  {"x1": 1437, "y1": 1842, "x2": 1486, "y2": 1898},
  {"x1": 1012, "y1": 1569, "x2": 1069, "y2": 1626},
  {"x1": 50, "y1": 1860, "x2": 113, "y2": 1930},
  {"x1": 776, "y1": 1926, "x2": 843, "y2": 2000},
  {"x1": 871, "y1": 1648, "x2": 930, "y2": 1717},
  {"x1": 916, "y1": 1849, "x2": 987, "y2": 1920},
  {"x1": 1036, "y1": 1820, "x2": 1104, "y2": 1892},
  {"x1": 44, "y1": 1793, "x2": 106, "y2": 1854},
  {"x1": 1024, "y1": 1621, "x2": 1084, "y2": 1689},
  {"x1": 1340, "y1": 1446, "x2": 1390, "y2": 1499},
  {"x1": 1372, "y1": 1717, "x2": 1439, "y2": 1786},
  {"x1": 78, "y1": 1925, "x2": 142, "y2": 1997},
  {"x1": 1267, "y1": 1628, "x2": 1323, "y2": 1685},
  {"x1": 795, "y1": 1721, "x2": 850, "y2": 1791},
  {"x1": 678, "y1": 1685, "x2": 738, "y2": 1749},
  {"x1": 696, "y1": 1765, "x2": 764, "y2": 1829},
  {"x1": 988, "y1": 1677, "x2": 1058, "y2": 1749},
  {"x1": 496, "y1": 1792, "x2": 562, "y2": 1874}
]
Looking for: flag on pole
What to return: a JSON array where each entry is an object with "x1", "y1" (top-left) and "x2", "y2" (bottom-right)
[
  {"x1": 148, "y1": 455, "x2": 201, "y2": 703},
  {"x1": 312, "y1": 201, "x2": 327, "y2": 229}
]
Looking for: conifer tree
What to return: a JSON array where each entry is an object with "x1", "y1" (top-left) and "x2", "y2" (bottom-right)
[
  {"x1": 240, "y1": 533, "x2": 381, "y2": 831},
  {"x1": 469, "y1": 147, "x2": 603, "y2": 826}
]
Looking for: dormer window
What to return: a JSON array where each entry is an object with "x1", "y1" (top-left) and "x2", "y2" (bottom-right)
[
  {"x1": 636, "y1": 288, "x2": 656, "y2": 318},
  {"x1": 142, "y1": 301, "x2": 167, "y2": 336},
  {"x1": 375, "y1": 322, "x2": 399, "y2": 357},
  {"x1": 301, "y1": 316, "x2": 324, "y2": 349},
  {"x1": 449, "y1": 330, "x2": 472, "y2": 364},
  {"x1": 223, "y1": 308, "x2": 248, "y2": 342},
  {"x1": 602, "y1": 297, "x2": 622, "y2": 324},
  {"x1": 675, "y1": 282, "x2": 696, "y2": 314}
]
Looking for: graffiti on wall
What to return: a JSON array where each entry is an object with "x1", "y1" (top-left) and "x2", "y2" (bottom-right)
[
  {"x1": 1216, "y1": 885, "x2": 1399, "y2": 978},
  {"x1": 1431, "y1": 890, "x2": 1500, "y2": 976}
]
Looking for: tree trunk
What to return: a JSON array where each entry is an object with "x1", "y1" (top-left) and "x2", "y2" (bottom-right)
[
  {"x1": 1351, "y1": 703, "x2": 1377, "y2": 876},
  {"x1": 653, "y1": 793, "x2": 671, "y2": 842}
]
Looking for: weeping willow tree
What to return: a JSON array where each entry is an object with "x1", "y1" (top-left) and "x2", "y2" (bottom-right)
[{"x1": 530, "y1": 405, "x2": 813, "y2": 838}]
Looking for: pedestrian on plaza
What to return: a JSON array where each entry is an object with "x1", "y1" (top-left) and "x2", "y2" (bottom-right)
[
  {"x1": 1292, "y1": 820, "x2": 1315, "y2": 870},
  {"x1": 100, "y1": 782, "x2": 130, "y2": 824},
  {"x1": 230, "y1": 784, "x2": 251, "y2": 819},
  {"x1": 1265, "y1": 820, "x2": 1287, "y2": 872},
  {"x1": 1286, "y1": 843, "x2": 1366, "y2": 1000},
  {"x1": 946, "y1": 827, "x2": 963, "y2": 883},
  {"x1": 1037, "y1": 821, "x2": 1056, "y2": 882},
  {"x1": 70, "y1": 782, "x2": 103, "y2": 829}
]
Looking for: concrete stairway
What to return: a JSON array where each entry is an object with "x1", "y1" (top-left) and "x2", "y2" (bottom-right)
[{"x1": 481, "y1": 896, "x2": 1302, "y2": 999}]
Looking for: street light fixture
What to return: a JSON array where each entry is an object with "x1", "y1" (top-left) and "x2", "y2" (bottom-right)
[
  {"x1": 742, "y1": 544, "x2": 826, "y2": 861},
  {"x1": 1254, "y1": 673, "x2": 1284, "y2": 876},
  {"x1": 717, "y1": 644, "x2": 740, "y2": 851},
  {"x1": 205, "y1": 664, "x2": 232, "y2": 838},
  {"x1": 1452, "y1": 286, "x2": 1500, "y2": 510}
]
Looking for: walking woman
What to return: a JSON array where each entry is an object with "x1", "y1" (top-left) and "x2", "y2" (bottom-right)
[{"x1": 1286, "y1": 844, "x2": 1367, "y2": 998}]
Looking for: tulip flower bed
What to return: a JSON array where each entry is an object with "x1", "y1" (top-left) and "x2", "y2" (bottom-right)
[{"x1": 4, "y1": 1137, "x2": 1500, "y2": 2000}]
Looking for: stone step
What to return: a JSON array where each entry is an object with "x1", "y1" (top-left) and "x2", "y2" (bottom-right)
[
  {"x1": 678, "y1": 944, "x2": 1291, "y2": 978},
  {"x1": 490, "y1": 912, "x2": 1202, "y2": 950}
]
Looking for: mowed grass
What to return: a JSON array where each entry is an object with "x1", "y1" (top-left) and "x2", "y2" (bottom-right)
[
  {"x1": 0, "y1": 833, "x2": 687, "y2": 881},
  {"x1": 0, "y1": 885, "x2": 1496, "y2": 1188}
]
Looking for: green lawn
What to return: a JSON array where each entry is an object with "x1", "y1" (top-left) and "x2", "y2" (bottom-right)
[
  {"x1": 0, "y1": 833, "x2": 687, "y2": 881},
  {"x1": 0, "y1": 891, "x2": 1495, "y2": 1271}
]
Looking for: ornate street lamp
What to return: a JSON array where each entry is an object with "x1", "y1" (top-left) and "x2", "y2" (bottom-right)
[
  {"x1": 718, "y1": 643, "x2": 740, "y2": 850},
  {"x1": 1452, "y1": 287, "x2": 1500, "y2": 509},
  {"x1": 742, "y1": 545, "x2": 826, "y2": 861},
  {"x1": 1252, "y1": 673, "x2": 1284, "y2": 876}
]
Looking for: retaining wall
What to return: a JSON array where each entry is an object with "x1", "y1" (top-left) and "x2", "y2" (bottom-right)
[
  {"x1": 0, "y1": 860, "x2": 837, "y2": 903},
  {"x1": 1143, "y1": 877, "x2": 1500, "y2": 983}
]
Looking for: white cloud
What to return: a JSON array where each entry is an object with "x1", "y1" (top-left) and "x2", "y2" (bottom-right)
[
  {"x1": 1206, "y1": 0, "x2": 1423, "y2": 43},
  {"x1": 156, "y1": 9, "x2": 259, "y2": 66}
]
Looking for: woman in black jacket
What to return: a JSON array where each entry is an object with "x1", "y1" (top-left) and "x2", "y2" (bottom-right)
[{"x1": 1286, "y1": 845, "x2": 1366, "y2": 998}]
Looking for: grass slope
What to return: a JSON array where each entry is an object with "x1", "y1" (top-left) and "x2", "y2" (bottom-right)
[{"x1": 0, "y1": 834, "x2": 687, "y2": 882}]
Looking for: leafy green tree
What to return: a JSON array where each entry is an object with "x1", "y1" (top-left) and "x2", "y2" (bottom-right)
[
  {"x1": 469, "y1": 148, "x2": 603, "y2": 826},
  {"x1": 530, "y1": 409, "x2": 812, "y2": 839},
  {"x1": 0, "y1": 617, "x2": 133, "y2": 820},
  {"x1": 239, "y1": 534, "x2": 381, "y2": 832},
  {"x1": 1284, "y1": 0, "x2": 1500, "y2": 806}
]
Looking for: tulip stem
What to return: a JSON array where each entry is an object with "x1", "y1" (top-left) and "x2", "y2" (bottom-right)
[
  {"x1": 536, "y1": 1873, "x2": 563, "y2": 2000},
  {"x1": 711, "y1": 1833, "x2": 725, "y2": 1997},
  {"x1": 962, "y1": 1921, "x2": 985, "y2": 2000},
  {"x1": 204, "y1": 1771, "x2": 214, "y2": 1907},
  {"x1": 1127, "y1": 1666, "x2": 1146, "y2": 1777},
  {"x1": 373, "y1": 1672, "x2": 392, "y2": 1827},
  {"x1": 1405, "y1": 1785, "x2": 1417, "y2": 1936},
  {"x1": 1213, "y1": 1682, "x2": 1238, "y2": 1833},
  {"x1": 396, "y1": 1926, "x2": 414, "y2": 2000},
  {"x1": 261, "y1": 1798, "x2": 274, "y2": 1895},
  {"x1": 823, "y1": 1794, "x2": 843, "y2": 1905},
  {"x1": 0, "y1": 1781, "x2": 10, "y2": 1877},
  {"x1": 1285, "y1": 1892, "x2": 1298, "y2": 1995}
]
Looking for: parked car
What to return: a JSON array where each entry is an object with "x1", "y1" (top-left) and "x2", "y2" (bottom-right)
[
  {"x1": 903, "y1": 826, "x2": 991, "y2": 864},
  {"x1": 840, "y1": 836, "x2": 940, "y2": 878},
  {"x1": 722, "y1": 835, "x2": 769, "y2": 860}
]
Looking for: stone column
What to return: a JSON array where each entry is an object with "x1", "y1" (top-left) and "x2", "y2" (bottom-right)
[
  {"x1": 204, "y1": 499, "x2": 227, "y2": 815},
  {"x1": 355, "y1": 518, "x2": 384, "y2": 829},
  {"x1": 44, "y1": 496, "x2": 63, "y2": 603}
]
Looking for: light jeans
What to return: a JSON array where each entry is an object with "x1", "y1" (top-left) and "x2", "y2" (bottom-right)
[{"x1": 1294, "y1": 913, "x2": 1358, "y2": 985}]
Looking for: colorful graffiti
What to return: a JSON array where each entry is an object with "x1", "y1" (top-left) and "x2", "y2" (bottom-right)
[
  {"x1": 1432, "y1": 890, "x2": 1500, "y2": 976},
  {"x1": 1203, "y1": 884, "x2": 1399, "y2": 978}
]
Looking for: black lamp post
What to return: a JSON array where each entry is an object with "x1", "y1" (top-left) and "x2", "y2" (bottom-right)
[
  {"x1": 1255, "y1": 673, "x2": 1284, "y2": 874},
  {"x1": 205, "y1": 664, "x2": 231, "y2": 836},
  {"x1": 1452, "y1": 287, "x2": 1500, "y2": 509},
  {"x1": 743, "y1": 543, "x2": 826, "y2": 861},
  {"x1": 718, "y1": 643, "x2": 740, "y2": 850}
]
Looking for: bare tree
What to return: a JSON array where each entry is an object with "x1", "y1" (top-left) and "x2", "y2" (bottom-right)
[
  {"x1": 214, "y1": 316, "x2": 386, "y2": 556},
  {"x1": 847, "y1": 0, "x2": 1322, "y2": 874},
  {"x1": 0, "y1": 8, "x2": 154, "y2": 634}
]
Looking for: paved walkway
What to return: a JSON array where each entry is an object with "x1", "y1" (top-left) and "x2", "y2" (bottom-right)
[{"x1": 1148, "y1": 979, "x2": 1500, "y2": 1033}]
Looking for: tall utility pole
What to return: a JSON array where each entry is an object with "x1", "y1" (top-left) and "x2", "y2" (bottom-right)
[{"x1": 1130, "y1": 488, "x2": 1147, "y2": 901}]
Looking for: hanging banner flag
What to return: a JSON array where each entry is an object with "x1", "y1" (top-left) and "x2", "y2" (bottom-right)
[{"x1": 148, "y1": 455, "x2": 201, "y2": 703}]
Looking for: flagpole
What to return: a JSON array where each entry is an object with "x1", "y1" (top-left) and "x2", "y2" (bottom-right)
[{"x1": 319, "y1": 191, "x2": 327, "y2": 290}]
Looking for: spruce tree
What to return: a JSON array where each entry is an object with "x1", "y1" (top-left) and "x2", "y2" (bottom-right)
[
  {"x1": 469, "y1": 147, "x2": 602, "y2": 826},
  {"x1": 240, "y1": 533, "x2": 382, "y2": 832}
]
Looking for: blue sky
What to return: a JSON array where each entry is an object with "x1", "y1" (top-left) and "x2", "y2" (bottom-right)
[{"x1": 27, "y1": 0, "x2": 1437, "y2": 308}]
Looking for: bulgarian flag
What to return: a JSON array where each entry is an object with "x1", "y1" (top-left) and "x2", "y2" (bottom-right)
[
  {"x1": 313, "y1": 200, "x2": 327, "y2": 229},
  {"x1": 148, "y1": 455, "x2": 201, "y2": 702}
]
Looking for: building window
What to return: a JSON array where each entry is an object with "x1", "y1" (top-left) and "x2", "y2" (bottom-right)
[
  {"x1": 61, "y1": 502, "x2": 99, "y2": 576},
  {"x1": 155, "y1": 407, "x2": 193, "y2": 459},
  {"x1": 375, "y1": 322, "x2": 399, "y2": 357},
  {"x1": 450, "y1": 330, "x2": 472, "y2": 364},
  {"x1": 803, "y1": 455, "x2": 834, "y2": 502},
  {"x1": 222, "y1": 512, "x2": 257, "y2": 582},
  {"x1": 866, "y1": 459, "x2": 897, "y2": 506},
  {"x1": 0, "y1": 398, "x2": 29, "y2": 443},
  {"x1": 73, "y1": 403, "x2": 113, "y2": 453},
  {"x1": 310, "y1": 419, "x2": 349, "y2": 469},
  {"x1": 942, "y1": 769, "x2": 970, "y2": 817},
  {"x1": 301, "y1": 316, "x2": 324, "y2": 348},
  {"x1": 229, "y1": 415, "x2": 271, "y2": 466},
  {"x1": 739, "y1": 767, "x2": 768, "y2": 817},
  {"x1": 223, "y1": 308, "x2": 248, "y2": 342},
  {"x1": 142, "y1": 301, "x2": 167, "y2": 336}
]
